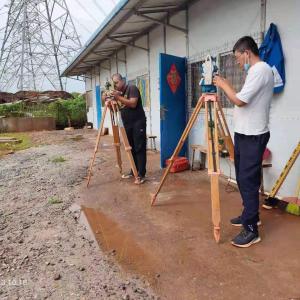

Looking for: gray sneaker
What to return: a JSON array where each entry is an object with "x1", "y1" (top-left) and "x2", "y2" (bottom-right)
[
  {"x1": 134, "y1": 177, "x2": 146, "y2": 185},
  {"x1": 121, "y1": 172, "x2": 133, "y2": 179}
]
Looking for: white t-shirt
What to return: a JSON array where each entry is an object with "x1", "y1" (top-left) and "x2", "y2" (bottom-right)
[{"x1": 235, "y1": 61, "x2": 274, "y2": 135}]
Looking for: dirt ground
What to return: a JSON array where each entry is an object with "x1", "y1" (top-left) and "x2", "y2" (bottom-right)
[
  {"x1": 80, "y1": 134, "x2": 300, "y2": 300},
  {"x1": 1, "y1": 129, "x2": 299, "y2": 300},
  {"x1": 0, "y1": 130, "x2": 157, "y2": 300}
]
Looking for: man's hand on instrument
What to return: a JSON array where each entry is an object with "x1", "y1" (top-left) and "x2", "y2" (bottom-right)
[
  {"x1": 105, "y1": 99, "x2": 118, "y2": 109},
  {"x1": 213, "y1": 75, "x2": 230, "y2": 90},
  {"x1": 111, "y1": 90, "x2": 122, "y2": 100}
]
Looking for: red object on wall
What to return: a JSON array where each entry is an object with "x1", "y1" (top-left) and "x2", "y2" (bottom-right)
[
  {"x1": 165, "y1": 157, "x2": 189, "y2": 173},
  {"x1": 263, "y1": 147, "x2": 271, "y2": 160},
  {"x1": 167, "y1": 63, "x2": 181, "y2": 94}
]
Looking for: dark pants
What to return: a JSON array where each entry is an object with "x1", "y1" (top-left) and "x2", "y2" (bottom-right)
[
  {"x1": 125, "y1": 118, "x2": 147, "y2": 177},
  {"x1": 234, "y1": 132, "x2": 270, "y2": 233}
]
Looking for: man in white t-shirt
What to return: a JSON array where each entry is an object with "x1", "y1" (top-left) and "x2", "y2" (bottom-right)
[{"x1": 213, "y1": 36, "x2": 274, "y2": 248}]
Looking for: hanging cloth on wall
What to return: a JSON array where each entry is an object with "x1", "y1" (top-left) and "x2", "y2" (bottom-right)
[{"x1": 259, "y1": 23, "x2": 285, "y2": 93}]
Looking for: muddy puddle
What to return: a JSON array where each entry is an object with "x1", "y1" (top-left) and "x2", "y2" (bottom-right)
[{"x1": 80, "y1": 206, "x2": 160, "y2": 284}]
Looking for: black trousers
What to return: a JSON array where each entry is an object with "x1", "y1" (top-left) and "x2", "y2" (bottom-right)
[
  {"x1": 234, "y1": 132, "x2": 270, "y2": 232},
  {"x1": 125, "y1": 118, "x2": 147, "y2": 177}
]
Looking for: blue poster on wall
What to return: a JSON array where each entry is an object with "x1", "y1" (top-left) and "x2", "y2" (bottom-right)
[{"x1": 95, "y1": 85, "x2": 102, "y2": 128}]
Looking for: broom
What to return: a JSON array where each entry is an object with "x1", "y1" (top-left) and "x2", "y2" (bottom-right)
[
  {"x1": 263, "y1": 180, "x2": 300, "y2": 216},
  {"x1": 262, "y1": 142, "x2": 300, "y2": 216},
  {"x1": 284, "y1": 180, "x2": 300, "y2": 216}
]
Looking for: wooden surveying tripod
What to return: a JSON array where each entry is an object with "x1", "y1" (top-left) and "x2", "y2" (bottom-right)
[
  {"x1": 86, "y1": 101, "x2": 138, "y2": 187},
  {"x1": 151, "y1": 93, "x2": 234, "y2": 242}
]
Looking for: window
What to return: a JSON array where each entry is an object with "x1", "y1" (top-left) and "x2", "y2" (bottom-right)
[
  {"x1": 190, "y1": 61, "x2": 203, "y2": 108},
  {"x1": 190, "y1": 54, "x2": 245, "y2": 109},
  {"x1": 219, "y1": 53, "x2": 245, "y2": 108}
]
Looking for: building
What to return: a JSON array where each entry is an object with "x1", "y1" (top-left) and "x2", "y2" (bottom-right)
[{"x1": 62, "y1": 0, "x2": 300, "y2": 196}]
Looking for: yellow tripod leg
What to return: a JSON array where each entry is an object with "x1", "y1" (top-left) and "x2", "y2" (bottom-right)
[
  {"x1": 86, "y1": 104, "x2": 108, "y2": 187},
  {"x1": 216, "y1": 101, "x2": 234, "y2": 161},
  {"x1": 113, "y1": 104, "x2": 138, "y2": 179},
  {"x1": 205, "y1": 97, "x2": 221, "y2": 243},
  {"x1": 110, "y1": 109, "x2": 122, "y2": 174}
]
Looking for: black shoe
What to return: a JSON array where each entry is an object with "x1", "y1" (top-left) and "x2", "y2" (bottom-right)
[
  {"x1": 230, "y1": 216, "x2": 262, "y2": 227},
  {"x1": 231, "y1": 229, "x2": 261, "y2": 248},
  {"x1": 262, "y1": 197, "x2": 279, "y2": 210}
]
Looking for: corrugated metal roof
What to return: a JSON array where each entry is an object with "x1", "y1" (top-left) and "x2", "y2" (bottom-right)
[{"x1": 62, "y1": 0, "x2": 196, "y2": 77}]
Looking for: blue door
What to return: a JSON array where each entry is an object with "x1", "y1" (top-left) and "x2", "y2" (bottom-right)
[
  {"x1": 95, "y1": 85, "x2": 102, "y2": 128},
  {"x1": 160, "y1": 53, "x2": 187, "y2": 167}
]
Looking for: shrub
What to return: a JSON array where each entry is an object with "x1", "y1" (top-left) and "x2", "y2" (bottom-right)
[{"x1": 0, "y1": 95, "x2": 87, "y2": 129}]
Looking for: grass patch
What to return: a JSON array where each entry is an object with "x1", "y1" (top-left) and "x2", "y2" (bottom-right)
[
  {"x1": 48, "y1": 196, "x2": 63, "y2": 205},
  {"x1": 70, "y1": 134, "x2": 83, "y2": 141},
  {"x1": 51, "y1": 156, "x2": 66, "y2": 163},
  {"x1": 0, "y1": 133, "x2": 33, "y2": 156}
]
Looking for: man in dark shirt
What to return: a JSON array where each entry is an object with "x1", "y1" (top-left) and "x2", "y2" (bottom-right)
[{"x1": 111, "y1": 73, "x2": 147, "y2": 184}]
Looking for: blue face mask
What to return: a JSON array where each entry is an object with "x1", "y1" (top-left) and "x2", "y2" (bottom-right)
[
  {"x1": 244, "y1": 63, "x2": 250, "y2": 73},
  {"x1": 243, "y1": 53, "x2": 250, "y2": 73}
]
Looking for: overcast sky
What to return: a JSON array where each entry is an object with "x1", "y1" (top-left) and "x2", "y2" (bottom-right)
[
  {"x1": 65, "y1": 0, "x2": 120, "y2": 45},
  {"x1": 64, "y1": 0, "x2": 121, "y2": 91},
  {"x1": 0, "y1": 0, "x2": 120, "y2": 92}
]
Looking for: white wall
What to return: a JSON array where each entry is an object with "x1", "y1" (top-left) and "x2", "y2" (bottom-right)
[
  {"x1": 126, "y1": 35, "x2": 152, "y2": 134},
  {"x1": 86, "y1": 0, "x2": 299, "y2": 196},
  {"x1": 85, "y1": 72, "x2": 94, "y2": 126},
  {"x1": 264, "y1": 0, "x2": 300, "y2": 196},
  {"x1": 99, "y1": 60, "x2": 112, "y2": 132},
  {"x1": 187, "y1": 0, "x2": 262, "y2": 183},
  {"x1": 148, "y1": 11, "x2": 188, "y2": 149},
  {"x1": 126, "y1": 35, "x2": 148, "y2": 79},
  {"x1": 149, "y1": 26, "x2": 165, "y2": 147},
  {"x1": 187, "y1": 0, "x2": 299, "y2": 196},
  {"x1": 188, "y1": 0, "x2": 261, "y2": 58}
]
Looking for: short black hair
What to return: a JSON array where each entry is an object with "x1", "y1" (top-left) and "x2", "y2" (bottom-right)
[{"x1": 233, "y1": 36, "x2": 259, "y2": 56}]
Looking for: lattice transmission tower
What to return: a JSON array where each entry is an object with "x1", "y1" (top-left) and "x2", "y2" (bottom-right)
[{"x1": 0, "y1": 0, "x2": 82, "y2": 92}]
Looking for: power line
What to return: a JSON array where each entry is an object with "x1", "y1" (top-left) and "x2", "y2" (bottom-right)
[
  {"x1": 73, "y1": 0, "x2": 100, "y2": 24},
  {"x1": 72, "y1": 16, "x2": 93, "y2": 35},
  {"x1": 92, "y1": 0, "x2": 107, "y2": 17},
  {"x1": 0, "y1": 0, "x2": 82, "y2": 92}
]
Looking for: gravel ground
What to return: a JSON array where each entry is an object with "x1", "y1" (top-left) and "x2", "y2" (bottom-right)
[{"x1": 0, "y1": 130, "x2": 158, "y2": 300}]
